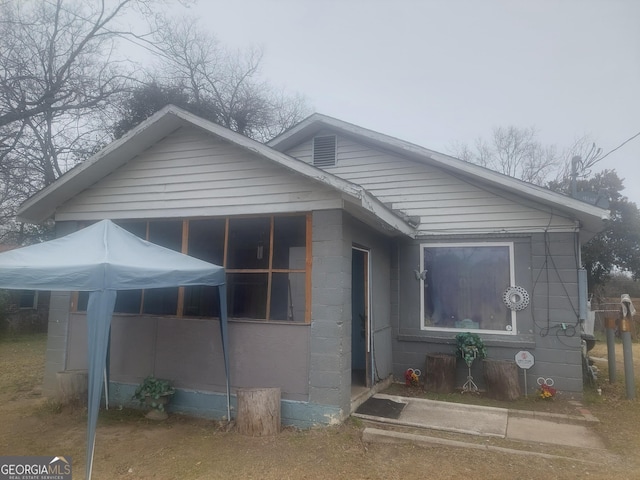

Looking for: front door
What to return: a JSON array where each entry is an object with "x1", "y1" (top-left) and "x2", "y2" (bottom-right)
[{"x1": 351, "y1": 247, "x2": 370, "y2": 387}]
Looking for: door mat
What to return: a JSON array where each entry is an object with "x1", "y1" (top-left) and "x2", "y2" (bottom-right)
[{"x1": 355, "y1": 397, "x2": 406, "y2": 419}]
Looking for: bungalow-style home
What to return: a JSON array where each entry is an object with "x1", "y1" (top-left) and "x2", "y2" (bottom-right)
[{"x1": 17, "y1": 105, "x2": 608, "y2": 427}]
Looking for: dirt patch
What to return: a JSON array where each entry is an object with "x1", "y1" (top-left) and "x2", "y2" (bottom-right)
[{"x1": 1, "y1": 334, "x2": 640, "y2": 479}]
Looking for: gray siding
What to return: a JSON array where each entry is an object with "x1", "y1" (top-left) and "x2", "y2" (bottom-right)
[
  {"x1": 391, "y1": 232, "x2": 583, "y2": 396},
  {"x1": 66, "y1": 314, "x2": 311, "y2": 401},
  {"x1": 529, "y1": 232, "x2": 582, "y2": 392},
  {"x1": 285, "y1": 133, "x2": 577, "y2": 235},
  {"x1": 56, "y1": 126, "x2": 343, "y2": 221}
]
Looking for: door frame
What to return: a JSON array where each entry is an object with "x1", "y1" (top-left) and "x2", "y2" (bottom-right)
[{"x1": 352, "y1": 246, "x2": 372, "y2": 387}]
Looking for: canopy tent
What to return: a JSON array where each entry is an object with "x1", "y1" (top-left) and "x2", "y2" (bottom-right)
[{"x1": 0, "y1": 220, "x2": 230, "y2": 480}]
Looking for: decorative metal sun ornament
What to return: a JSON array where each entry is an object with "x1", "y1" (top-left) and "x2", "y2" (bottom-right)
[{"x1": 502, "y1": 285, "x2": 530, "y2": 311}]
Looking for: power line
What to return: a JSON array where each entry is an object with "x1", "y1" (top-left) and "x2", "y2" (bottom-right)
[{"x1": 597, "y1": 130, "x2": 640, "y2": 162}]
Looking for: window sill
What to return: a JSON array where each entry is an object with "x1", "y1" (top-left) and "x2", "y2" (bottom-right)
[
  {"x1": 228, "y1": 318, "x2": 309, "y2": 326},
  {"x1": 397, "y1": 333, "x2": 536, "y2": 349},
  {"x1": 73, "y1": 311, "x2": 309, "y2": 325}
]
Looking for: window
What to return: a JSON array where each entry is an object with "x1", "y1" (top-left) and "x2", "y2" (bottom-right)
[
  {"x1": 18, "y1": 290, "x2": 37, "y2": 309},
  {"x1": 312, "y1": 135, "x2": 336, "y2": 167},
  {"x1": 142, "y1": 220, "x2": 182, "y2": 315},
  {"x1": 226, "y1": 215, "x2": 308, "y2": 322},
  {"x1": 183, "y1": 219, "x2": 225, "y2": 317},
  {"x1": 115, "y1": 222, "x2": 146, "y2": 314},
  {"x1": 75, "y1": 214, "x2": 311, "y2": 323},
  {"x1": 420, "y1": 242, "x2": 515, "y2": 335}
]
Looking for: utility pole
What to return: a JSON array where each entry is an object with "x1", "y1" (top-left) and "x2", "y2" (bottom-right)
[{"x1": 571, "y1": 156, "x2": 581, "y2": 198}]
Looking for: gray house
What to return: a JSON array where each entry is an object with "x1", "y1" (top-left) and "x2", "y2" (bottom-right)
[{"x1": 18, "y1": 105, "x2": 608, "y2": 427}]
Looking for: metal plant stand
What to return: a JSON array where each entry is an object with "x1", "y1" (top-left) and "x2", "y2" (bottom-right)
[{"x1": 461, "y1": 351, "x2": 478, "y2": 394}]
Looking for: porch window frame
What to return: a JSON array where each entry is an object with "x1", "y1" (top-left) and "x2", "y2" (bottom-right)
[
  {"x1": 72, "y1": 213, "x2": 312, "y2": 324},
  {"x1": 419, "y1": 241, "x2": 517, "y2": 336}
]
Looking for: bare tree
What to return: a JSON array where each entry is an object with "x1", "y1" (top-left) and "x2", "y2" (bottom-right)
[
  {"x1": 451, "y1": 126, "x2": 560, "y2": 186},
  {"x1": 0, "y1": 0, "x2": 184, "y2": 242},
  {"x1": 144, "y1": 15, "x2": 310, "y2": 141},
  {"x1": 0, "y1": 2, "x2": 308, "y2": 243},
  {"x1": 0, "y1": 0, "x2": 155, "y2": 183},
  {"x1": 451, "y1": 126, "x2": 610, "y2": 191}
]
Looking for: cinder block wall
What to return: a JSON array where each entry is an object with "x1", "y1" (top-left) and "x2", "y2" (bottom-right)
[{"x1": 309, "y1": 210, "x2": 351, "y2": 419}]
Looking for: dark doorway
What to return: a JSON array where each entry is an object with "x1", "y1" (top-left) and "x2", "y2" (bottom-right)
[{"x1": 351, "y1": 247, "x2": 370, "y2": 388}]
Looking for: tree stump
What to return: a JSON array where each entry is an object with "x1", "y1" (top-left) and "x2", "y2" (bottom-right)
[
  {"x1": 236, "y1": 387, "x2": 281, "y2": 436},
  {"x1": 483, "y1": 359, "x2": 521, "y2": 401},
  {"x1": 424, "y1": 353, "x2": 456, "y2": 393},
  {"x1": 56, "y1": 369, "x2": 88, "y2": 404}
]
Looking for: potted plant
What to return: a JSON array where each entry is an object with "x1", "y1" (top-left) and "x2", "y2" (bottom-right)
[
  {"x1": 455, "y1": 332, "x2": 487, "y2": 393},
  {"x1": 133, "y1": 375, "x2": 175, "y2": 420},
  {"x1": 455, "y1": 332, "x2": 487, "y2": 367}
]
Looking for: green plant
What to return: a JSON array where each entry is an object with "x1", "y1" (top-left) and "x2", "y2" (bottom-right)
[
  {"x1": 133, "y1": 375, "x2": 175, "y2": 411},
  {"x1": 455, "y1": 332, "x2": 487, "y2": 367}
]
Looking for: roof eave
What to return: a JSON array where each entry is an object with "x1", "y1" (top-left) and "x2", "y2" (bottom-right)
[
  {"x1": 268, "y1": 114, "x2": 610, "y2": 236},
  {"x1": 18, "y1": 105, "x2": 188, "y2": 223},
  {"x1": 17, "y1": 107, "x2": 417, "y2": 237}
]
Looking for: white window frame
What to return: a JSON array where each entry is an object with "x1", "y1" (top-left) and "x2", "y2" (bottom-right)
[{"x1": 419, "y1": 241, "x2": 516, "y2": 335}]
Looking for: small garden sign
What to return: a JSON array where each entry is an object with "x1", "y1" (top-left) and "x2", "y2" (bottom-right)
[{"x1": 515, "y1": 351, "x2": 534, "y2": 397}]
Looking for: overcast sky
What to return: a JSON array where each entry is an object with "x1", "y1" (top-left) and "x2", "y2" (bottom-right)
[{"x1": 178, "y1": 0, "x2": 640, "y2": 205}]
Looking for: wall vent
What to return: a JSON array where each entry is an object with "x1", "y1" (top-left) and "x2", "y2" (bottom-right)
[{"x1": 312, "y1": 135, "x2": 337, "y2": 167}]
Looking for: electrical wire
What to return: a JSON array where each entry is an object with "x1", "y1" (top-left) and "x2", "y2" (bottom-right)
[
  {"x1": 545, "y1": 236, "x2": 580, "y2": 318},
  {"x1": 596, "y1": 130, "x2": 640, "y2": 163},
  {"x1": 533, "y1": 222, "x2": 580, "y2": 339}
]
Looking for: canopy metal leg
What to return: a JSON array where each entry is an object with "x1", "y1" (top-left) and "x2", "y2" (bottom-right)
[{"x1": 218, "y1": 284, "x2": 231, "y2": 421}]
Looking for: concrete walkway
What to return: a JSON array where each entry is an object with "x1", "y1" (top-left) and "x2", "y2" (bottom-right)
[{"x1": 355, "y1": 393, "x2": 605, "y2": 452}]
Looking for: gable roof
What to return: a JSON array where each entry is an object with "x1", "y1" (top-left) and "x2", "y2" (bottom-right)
[
  {"x1": 17, "y1": 105, "x2": 416, "y2": 237},
  {"x1": 268, "y1": 113, "x2": 609, "y2": 238}
]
